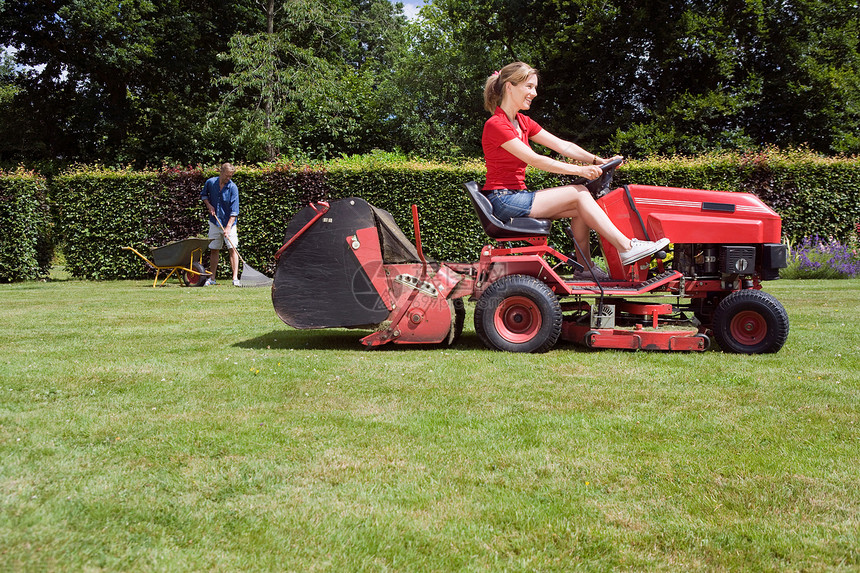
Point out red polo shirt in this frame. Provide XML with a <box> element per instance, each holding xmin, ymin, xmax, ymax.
<box><xmin>482</xmin><ymin>107</ymin><xmax>543</xmax><ymax>191</ymax></box>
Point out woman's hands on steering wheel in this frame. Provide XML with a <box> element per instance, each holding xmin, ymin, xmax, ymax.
<box><xmin>596</xmin><ymin>155</ymin><xmax>624</xmax><ymax>173</ymax></box>
<box><xmin>579</xmin><ymin>165</ymin><xmax>604</xmax><ymax>180</ymax></box>
<box><xmin>586</xmin><ymin>155</ymin><xmax>624</xmax><ymax>197</ymax></box>
<box><xmin>580</xmin><ymin>155</ymin><xmax>624</xmax><ymax>180</ymax></box>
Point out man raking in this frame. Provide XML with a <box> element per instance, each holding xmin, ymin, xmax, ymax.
<box><xmin>201</xmin><ymin>163</ymin><xmax>241</xmax><ymax>286</ymax></box>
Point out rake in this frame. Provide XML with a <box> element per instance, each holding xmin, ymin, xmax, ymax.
<box><xmin>216</xmin><ymin>218</ymin><xmax>273</xmax><ymax>287</ymax></box>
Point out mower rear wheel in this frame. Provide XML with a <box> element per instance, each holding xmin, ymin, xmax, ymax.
<box><xmin>712</xmin><ymin>290</ymin><xmax>789</xmax><ymax>354</ymax></box>
<box><xmin>183</xmin><ymin>262</ymin><xmax>208</xmax><ymax>287</ymax></box>
<box><xmin>475</xmin><ymin>275</ymin><xmax>562</xmax><ymax>353</ymax></box>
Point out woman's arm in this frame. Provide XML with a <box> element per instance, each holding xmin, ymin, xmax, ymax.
<box><xmin>500</xmin><ymin>137</ymin><xmax>603</xmax><ymax>179</ymax></box>
<box><xmin>530</xmin><ymin>130</ymin><xmax>596</xmax><ymax>164</ymax></box>
<box><xmin>531</xmin><ymin>130</ymin><xmax>622</xmax><ymax>166</ymax></box>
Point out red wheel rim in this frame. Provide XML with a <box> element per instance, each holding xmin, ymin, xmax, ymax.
<box><xmin>494</xmin><ymin>296</ymin><xmax>541</xmax><ymax>343</ymax></box>
<box><xmin>186</xmin><ymin>271</ymin><xmax>201</xmax><ymax>284</ymax></box>
<box><xmin>729</xmin><ymin>310</ymin><xmax>767</xmax><ymax>346</ymax></box>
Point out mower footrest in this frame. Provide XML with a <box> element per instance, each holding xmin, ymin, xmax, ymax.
<box><xmin>565</xmin><ymin>270</ymin><xmax>682</xmax><ymax>295</ymax></box>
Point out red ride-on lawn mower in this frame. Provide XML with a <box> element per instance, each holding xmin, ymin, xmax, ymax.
<box><xmin>272</xmin><ymin>159</ymin><xmax>789</xmax><ymax>354</ymax></box>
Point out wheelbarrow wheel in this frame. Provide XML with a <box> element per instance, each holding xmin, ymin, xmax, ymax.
<box><xmin>474</xmin><ymin>274</ymin><xmax>562</xmax><ymax>353</ymax></box>
<box><xmin>183</xmin><ymin>262</ymin><xmax>208</xmax><ymax>287</ymax></box>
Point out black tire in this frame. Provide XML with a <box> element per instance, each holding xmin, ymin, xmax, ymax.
<box><xmin>474</xmin><ymin>275</ymin><xmax>562</xmax><ymax>353</ymax></box>
<box><xmin>712</xmin><ymin>290</ymin><xmax>789</xmax><ymax>354</ymax></box>
<box><xmin>443</xmin><ymin>298</ymin><xmax>466</xmax><ymax>346</ymax></box>
<box><xmin>183</xmin><ymin>262</ymin><xmax>208</xmax><ymax>287</ymax></box>
<box><xmin>694</xmin><ymin>333</ymin><xmax>711</xmax><ymax>351</ymax></box>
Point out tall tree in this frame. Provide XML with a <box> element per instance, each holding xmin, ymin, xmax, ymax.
<box><xmin>213</xmin><ymin>0</ymin><xmax>408</xmax><ymax>161</ymax></box>
<box><xmin>0</xmin><ymin>0</ymin><xmax>258</xmax><ymax>166</ymax></box>
<box><xmin>381</xmin><ymin>2</ymin><xmax>504</xmax><ymax>158</ymax></box>
<box><xmin>609</xmin><ymin>0</ymin><xmax>860</xmax><ymax>156</ymax></box>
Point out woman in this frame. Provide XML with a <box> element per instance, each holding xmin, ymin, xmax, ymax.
<box><xmin>482</xmin><ymin>62</ymin><xmax>669</xmax><ymax>278</ymax></box>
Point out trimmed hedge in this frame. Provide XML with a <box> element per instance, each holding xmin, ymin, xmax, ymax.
<box><xmin>0</xmin><ymin>169</ymin><xmax>52</xmax><ymax>282</ymax></box>
<box><xmin>25</xmin><ymin>151</ymin><xmax>860</xmax><ymax>281</ymax></box>
<box><xmin>52</xmin><ymin>169</ymin><xmax>163</xmax><ymax>280</ymax></box>
<box><xmin>51</xmin><ymin>165</ymin><xmax>331</xmax><ymax>279</ymax></box>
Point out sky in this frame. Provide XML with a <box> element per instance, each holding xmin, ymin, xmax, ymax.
<box><xmin>399</xmin><ymin>1</ymin><xmax>425</xmax><ymax>20</ymax></box>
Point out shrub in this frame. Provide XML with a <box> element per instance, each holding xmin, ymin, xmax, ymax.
<box><xmin>750</xmin><ymin>151</ymin><xmax>860</xmax><ymax>244</ymax></box>
<box><xmin>45</xmin><ymin>152</ymin><xmax>860</xmax><ymax>280</ymax></box>
<box><xmin>0</xmin><ymin>168</ymin><xmax>52</xmax><ymax>282</ymax></box>
<box><xmin>781</xmin><ymin>235</ymin><xmax>860</xmax><ymax>279</ymax></box>
<box><xmin>52</xmin><ymin>167</ymin><xmax>163</xmax><ymax>280</ymax></box>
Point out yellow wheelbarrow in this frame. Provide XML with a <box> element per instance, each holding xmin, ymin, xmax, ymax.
<box><xmin>123</xmin><ymin>238</ymin><xmax>212</xmax><ymax>287</ymax></box>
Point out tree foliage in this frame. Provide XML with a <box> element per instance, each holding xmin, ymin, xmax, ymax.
<box><xmin>393</xmin><ymin>0</ymin><xmax>860</xmax><ymax>158</ymax></box>
<box><xmin>0</xmin><ymin>0</ymin><xmax>858</xmax><ymax>165</ymax></box>
<box><xmin>0</xmin><ymin>50</ymin><xmax>18</xmax><ymax>106</ymax></box>
<box><xmin>0</xmin><ymin>0</ymin><xmax>257</xmax><ymax>166</ymax></box>
<box><xmin>213</xmin><ymin>0</ymin><xmax>408</xmax><ymax>162</ymax></box>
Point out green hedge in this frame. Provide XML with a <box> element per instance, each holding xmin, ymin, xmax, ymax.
<box><xmin>51</xmin><ymin>165</ymin><xmax>331</xmax><ymax>279</ymax></box>
<box><xmin>755</xmin><ymin>155</ymin><xmax>860</xmax><ymax>241</ymax></box>
<box><xmin>53</xmin><ymin>169</ymin><xmax>162</xmax><ymax>280</ymax></box>
<box><xmin>0</xmin><ymin>169</ymin><xmax>52</xmax><ymax>282</ymax></box>
<box><xmin>36</xmin><ymin>151</ymin><xmax>860</xmax><ymax>281</ymax></box>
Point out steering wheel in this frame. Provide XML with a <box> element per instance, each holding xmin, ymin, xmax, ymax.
<box><xmin>597</xmin><ymin>156</ymin><xmax>624</xmax><ymax>172</ymax></box>
<box><xmin>568</xmin><ymin>156</ymin><xmax>624</xmax><ymax>196</ymax></box>
<box><xmin>585</xmin><ymin>156</ymin><xmax>624</xmax><ymax>197</ymax></box>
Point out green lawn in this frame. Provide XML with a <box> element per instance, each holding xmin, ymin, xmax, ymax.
<box><xmin>1</xmin><ymin>277</ymin><xmax>858</xmax><ymax>571</ymax></box>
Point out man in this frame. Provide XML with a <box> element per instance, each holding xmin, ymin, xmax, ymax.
<box><xmin>200</xmin><ymin>163</ymin><xmax>240</xmax><ymax>286</ymax></box>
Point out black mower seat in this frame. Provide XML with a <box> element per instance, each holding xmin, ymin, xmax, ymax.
<box><xmin>463</xmin><ymin>181</ymin><xmax>551</xmax><ymax>239</ymax></box>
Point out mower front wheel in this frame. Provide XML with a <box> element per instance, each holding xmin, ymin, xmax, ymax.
<box><xmin>474</xmin><ymin>275</ymin><xmax>562</xmax><ymax>353</ymax></box>
<box><xmin>712</xmin><ymin>290</ymin><xmax>789</xmax><ymax>354</ymax></box>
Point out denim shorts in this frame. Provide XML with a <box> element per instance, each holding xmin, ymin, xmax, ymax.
<box><xmin>486</xmin><ymin>189</ymin><xmax>535</xmax><ymax>220</ymax></box>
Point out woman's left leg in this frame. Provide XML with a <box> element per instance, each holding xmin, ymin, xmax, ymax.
<box><xmin>530</xmin><ymin>185</ymin><xmax>631</xmax><ymax>253</ymax></box>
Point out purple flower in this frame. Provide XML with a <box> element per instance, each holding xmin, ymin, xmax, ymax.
<box><xmin>785</xmin><ymin>235</ymin><xmax>860</xmax><ymax>279</ymax></box>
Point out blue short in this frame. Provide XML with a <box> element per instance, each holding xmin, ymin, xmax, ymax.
<box><xmin>486</xmin><ymin>189</ymin><xmax>535</xmax><ymax>220</ymax></box>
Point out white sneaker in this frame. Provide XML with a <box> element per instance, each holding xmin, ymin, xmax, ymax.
<box><xmin>619</xmin><ymin>238</ymin><xmax>671</xmax><ymax>265</ymax></box>
<box><xmin>572</xmin><ymin>265</ymin><xmax>611</xmax><ymax>281</ymax></box>
<box><xmin>233</xmin><ymin>279</ymin><xmax>242</xmax><ymax>287</ymax></box>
